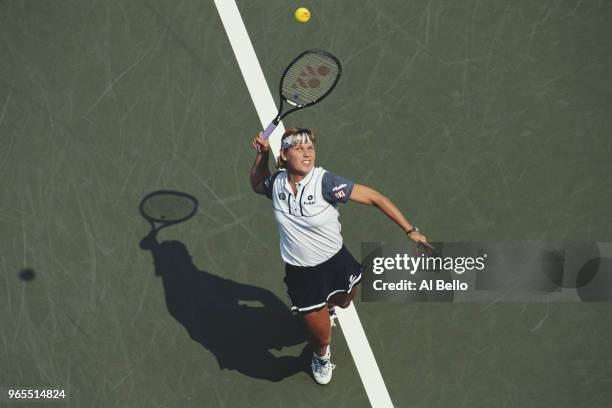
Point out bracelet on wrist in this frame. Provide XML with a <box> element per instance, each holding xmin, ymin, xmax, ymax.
<box><xmin>406</xmin><ymin>226</ymin><xmax>419</xmax><ymax>235</ymax></box>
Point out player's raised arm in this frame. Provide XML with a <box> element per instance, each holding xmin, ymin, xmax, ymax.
<box><xmin>250</xmin><ymin>132</ymin><xmax>271</xmax><ymax>195</ymax></box>
<box><xmin>349</xmin><ymin>184</ymin><xmax>431</xmax><ymax>248</ymax></box>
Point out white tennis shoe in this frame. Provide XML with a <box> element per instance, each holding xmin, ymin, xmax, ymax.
<box><xmin>311</xmin><ymin>347</ymin><xmax>335</xmax><ymax>385</ymax></box>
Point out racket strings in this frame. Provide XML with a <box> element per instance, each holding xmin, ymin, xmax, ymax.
<box><xmin>282</xmin><ymin>54</ymin><xmax>340</xmax><ymax>105</ymax></box>
<box><xmin>283</xmin><ymin>62</ymin><xmax>338</xmax><ymax>101</ymax></box>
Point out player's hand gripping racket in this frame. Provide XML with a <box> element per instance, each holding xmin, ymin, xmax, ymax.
<box><xmin>262</xmin><ymin>49</ymin><xmax>342</xmax><ymax>140</ymax></box>
<box><xmin>139</xmin><ymin>190</ymin><xmax>198</xmax><ymax>249</ymax></box>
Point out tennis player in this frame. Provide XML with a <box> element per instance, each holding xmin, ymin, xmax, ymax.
<box><xmin>250</xmin><ymin>127</ymin><xmax>431</xmax><ymax>384</ymax></box>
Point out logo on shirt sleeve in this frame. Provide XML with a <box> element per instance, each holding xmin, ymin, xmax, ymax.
<box><xmin>278</xmin><ymin>192</ymin><xmax>287</xmax><ymax>200</ymax></box>
<box><xmin>332</xmin><ymin>183</ymin><xmax>348</xmax><ymax>200</ymax></box>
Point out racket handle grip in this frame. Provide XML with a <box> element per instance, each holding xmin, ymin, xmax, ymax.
<box><xmin>262</xmin><ymin>122</ymin><xmax>277</xmax><ymax>140</ymax></box>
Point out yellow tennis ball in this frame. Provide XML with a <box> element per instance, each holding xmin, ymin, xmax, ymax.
<box><xmin>295</xmin><ymin>7</ymin><xmax>311</xmax><ymax>23</ymax></box>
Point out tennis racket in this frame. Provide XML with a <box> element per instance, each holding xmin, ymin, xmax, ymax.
<box><xmin>139</xmin><ymin>190</ymin><xmax>198</xmax><ymax>242</ymax></box>
<box><xmin>416</xmin><ymin>242</ymin><xmax>437</xmax><ymax>257</ymax></box>
<box><xmin>262</xmin><ymin>49</ymin><xmax>342</xmax><ymax>140</ymax></box>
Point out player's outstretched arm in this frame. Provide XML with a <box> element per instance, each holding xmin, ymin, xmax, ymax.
<box><xmin>349</xmin><ymin>184</ymin><xmax>431</xmax><ymax>247</ymax></box>
<box><xmin>250</xmin><ymin>132</ymin><xmax>271</xmax><ymax>194</ymax></box>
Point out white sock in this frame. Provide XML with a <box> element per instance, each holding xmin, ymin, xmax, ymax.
<box><xmin>317</xmin><ymin>346</ymin><xmax>330</xmax><ymax>360</ymax></box>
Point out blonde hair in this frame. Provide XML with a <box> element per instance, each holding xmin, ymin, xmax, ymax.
<box><xmin>276</xmin><ymin>127</ymin><xmax>317</xmax><ymax>169</ymax></box>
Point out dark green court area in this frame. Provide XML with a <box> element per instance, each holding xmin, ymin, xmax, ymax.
<box><xmin>1</xmin><ymin>0</ymin><xmax>611</xmax><ymax>406</ymax></box>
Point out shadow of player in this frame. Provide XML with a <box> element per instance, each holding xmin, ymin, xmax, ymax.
<box><xmin>140</xmin><ymin>234</ymin><xmax>309</xmax><ymax>382</ymax></box>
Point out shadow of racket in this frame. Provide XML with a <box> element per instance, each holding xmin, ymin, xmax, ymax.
<box><xmin>139</xmin><ymin>190</ymin><xmax>198</xmax><ymax>249</ymax></box>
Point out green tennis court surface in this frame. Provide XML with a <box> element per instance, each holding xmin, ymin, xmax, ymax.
<box><xmin>1</xmin><ymin>0</ymin><xmax>611</xmax><ymax>406</ymax></box>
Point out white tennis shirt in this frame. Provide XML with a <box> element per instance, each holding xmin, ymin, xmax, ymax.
<box><xmin>263</xmin><ymin>167</ymin><xmax>354</xmax><ymax>267</ymax></box>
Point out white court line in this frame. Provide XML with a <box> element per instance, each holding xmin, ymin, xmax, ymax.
<box><xmin>213</xmin><ymin>0</ymin><xmax>282</xmax><ymax>156</ymax></box>
<box><xmin>336</xmin><ymin>304</ymin><xmax>394</xmax><ymax>407</ymax></box>
<box><xmin>213</xmin><ymin>2</ymin><xmax>394</xmax><ymax>407</ymax></box>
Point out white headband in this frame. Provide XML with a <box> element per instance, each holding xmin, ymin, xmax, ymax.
<box><xmin>281</xmin><ymin>133</ymin><xmax>314</xmax><ymax>150</ymax></box>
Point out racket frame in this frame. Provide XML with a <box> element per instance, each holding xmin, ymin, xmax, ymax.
<box><xmin>139</xmin><ymin>190</ymin><xmax>199</xmax><ymax>235</ymax></box>
<box><xmin>263</xmin><ymin>49</ymin><xmax>342</xmax><ymax>140</ymax></box>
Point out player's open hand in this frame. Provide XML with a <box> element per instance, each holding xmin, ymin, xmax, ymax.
<box><xmin>251</xmin><ymin>132</ymin><xmax>270</xmax><ymax>153</ymax></box>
